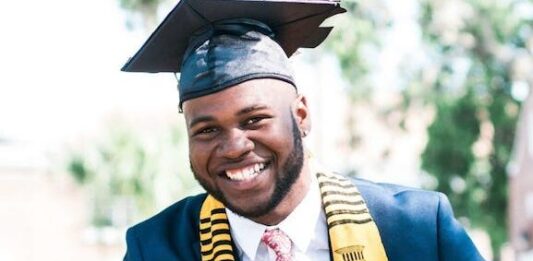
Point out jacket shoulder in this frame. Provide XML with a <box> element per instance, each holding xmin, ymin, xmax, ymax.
<box><xmin>124</xmin><ymin>193</ymin><xmax>207</xmax><ymax>260</ymax></box>
<box><xmin>352</xmin><ymin>177</ymin><xmax>483</xmax><ymax>260</ymax></box>
<box><xmin>130</xmin><ymin>193</ymin><xmax>207</xmax><ymax>232</ymax></box>
<box><xmin>353</xmin><ymin>177</ymin><xmax>443</xmax><ymax>219</ymax></box>
<box><xmin>354</xmin><ymin>177</ymin><xmax>442</xmax><ymax>222</ymax></box>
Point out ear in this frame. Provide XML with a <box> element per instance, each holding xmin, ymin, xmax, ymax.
<box><xmin>292</xmin><ymin>95</ymin><xmax>311</xmax><ymax>137</ymax></box>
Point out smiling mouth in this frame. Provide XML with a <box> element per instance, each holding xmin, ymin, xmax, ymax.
<box><xmin>225</xmin><ymin>162</ymin><xmax>269</xmax><ymax>181</ymax></box>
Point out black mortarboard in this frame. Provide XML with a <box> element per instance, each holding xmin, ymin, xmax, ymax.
<box><xmin>121</xmin><ymin>0</ymin><xmax>345</xmax><ymax>107</ymax></box>
<box><xmin>122</xmin><ymin>0</ymin><xmax>345</xmax><ymax>73</ymax></box>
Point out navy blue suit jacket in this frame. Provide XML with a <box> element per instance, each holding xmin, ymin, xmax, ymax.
<box><xmin>124</xmin><ymin>178</ymin><xmax>484</xmax><ymax>260</ymax></box>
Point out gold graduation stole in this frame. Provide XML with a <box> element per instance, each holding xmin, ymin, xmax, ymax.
<box><xmin>199</xmin><ymin>171</ymin><xmax>389</xmax><ymax>261</ymax></box>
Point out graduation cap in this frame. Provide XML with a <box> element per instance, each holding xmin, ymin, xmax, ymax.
<box><xmin>121</xmin><ymin>0</ymin><xmax>346</xmax><ymax>73</ymax></box>
<box><xmin>121</xmin><ymin>0</ymin><xmax>345</xmax><ymax>108</ymax></box>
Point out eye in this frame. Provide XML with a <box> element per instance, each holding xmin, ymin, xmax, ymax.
<box><xmin>245</xmin><ymin>117</ymin><xmax>262</xmax><ymax>125</ymax></box>
<box><xmin>242</xmin><ymin>115</ymin><xmax>270</xmax><ymax>129</ymax></box>
<box><xmin>193</xmin><ymin>126</ymin><xmax>219</xmax><ymax>137</ymax></box>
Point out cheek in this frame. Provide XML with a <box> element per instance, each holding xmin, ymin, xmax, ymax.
<box><xmin>189</xmin><ymin>144</ymin><xmax>206</xmax><ymax>168</ymax></box>
<box><xmin>189</xmin><ymin>142</ymin><xmax>216</xmax><ymax>171</ymax></box>
<box><xmin>252</xmin><ymin>123</ymin><xmax>294</xmax><ymax>153</ymax></box>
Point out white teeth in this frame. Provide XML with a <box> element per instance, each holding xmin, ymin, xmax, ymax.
<box><xmin>226</xmin><ymin>163</ymin><xmax>266</xmax><ymax>181</ymax></box>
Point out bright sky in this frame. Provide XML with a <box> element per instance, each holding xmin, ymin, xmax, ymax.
<box><xmin>0</xmin><ymin>0</ymin><xmax>179</xmax><ymax>148</ymax></box>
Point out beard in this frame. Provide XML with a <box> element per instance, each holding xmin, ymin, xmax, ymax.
<box><xmin>190</xmin><ymin>113</ymin><xmax>304</xmax><ymax>219</ymax></box>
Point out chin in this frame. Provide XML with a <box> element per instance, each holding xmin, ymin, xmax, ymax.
<box><xmin>223</xmin><ymin>193</ymin><xmax>275</xmax><ymax>218</ymax></box>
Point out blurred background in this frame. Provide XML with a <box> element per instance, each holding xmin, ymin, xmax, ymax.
<box><xmin>0</xmin><ymin>0</ymin><xmax>532</xmax><ymax>260</ymax></box>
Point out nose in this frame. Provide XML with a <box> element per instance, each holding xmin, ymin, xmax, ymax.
<box><xmin>218</xmin><ymin>128</ymin><xmax>254</xmax><ymax>159</ymax></box>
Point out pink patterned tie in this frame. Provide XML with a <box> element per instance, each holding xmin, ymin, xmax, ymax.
<box><xmin>261</xmin><ymin>228</ymin><xmax>293</xmax><ymax>261</ymax></box>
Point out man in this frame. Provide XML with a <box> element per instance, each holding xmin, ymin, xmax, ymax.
<box><xmin>122</xmin><ymin>0</ymin><xmax>484</xmax><ymax>260</ymax></box>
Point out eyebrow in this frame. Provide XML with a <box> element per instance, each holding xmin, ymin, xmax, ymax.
<box><xmin>189</xmin><ymin>104</ymin><xmax>271</xmax><ymax>128</ymax></box>
<box><xmin>189</xmin><ymin>115</ymin><xmax>215</xmax><ymax>129</ymax></box>
<box><xmin>236</xmin><ymin>104</ymin><xmax>270</xmax><ymax>116</ymax></box>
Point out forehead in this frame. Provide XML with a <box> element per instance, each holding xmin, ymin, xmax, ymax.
<box><xmin>182</xmin><ymin>78</ymin><xmax>296</xmax><ymax>120</ymax></box>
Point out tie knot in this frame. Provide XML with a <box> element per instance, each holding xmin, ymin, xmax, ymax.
<box><xmin>261</xmin><ymin>228</ymin><xmax>293</xmax><ymax>261</ymax></box>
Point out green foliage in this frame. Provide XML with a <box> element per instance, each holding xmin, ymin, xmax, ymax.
<box><xmin>118</xmin><ymin>0</ymin><xmax>163</xmax><ymax>12</ymax></box>
<box><xmin>66</xmin><ymin>121</ymin><xmax>198</xmax><ymax>227</ymax></box>
<box><xmin>322</xmin><ymin>0</ymin><xmax>394</xmax><ymax>155</ymax></box>
<box><xmin>422</xmin><ymin>90</ymin><xmax>480</xmax><ymax>192</ymax></box>
<box><xmin>68</xmin><ymin>154</ymin><xmax>92</xmax><ymax>184</ymax></box>
<box><xmin>117</xmin><ymin>0</ymin><xmax>168</xmax><ymax>30</ymax></box>
<box><xmin>418</xmin><ymin>0</ymin><xmax>528</xmax><ymax>257</ymax></box>
<box><xmin>324</xmin><ymin>1</ymin><xmax>389</xmax><ymax>98</ymax></box>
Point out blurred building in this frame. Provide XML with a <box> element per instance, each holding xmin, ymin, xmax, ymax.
<box><xmin>0</xmin><ymin>139</ymin><xmax>124</xmax><ymax>261</ymax></box>
<box><xmin>509</xmin><ymin>88</ymin><xmax>533</xmax><ymax>259</ymax></box>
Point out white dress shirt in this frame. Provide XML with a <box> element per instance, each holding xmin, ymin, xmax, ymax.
<box><xmin>226</xmin><ymin>174</ymin><xmax>330</xmax><ymax>261</ymax></box>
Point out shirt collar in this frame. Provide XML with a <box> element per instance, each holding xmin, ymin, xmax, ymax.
<box><xmin>226</xmin><ymin>173</ymin><xmax>323</xmax><ymax>260</ymax></box>
<box><xmin>226</xmin><ymin>209</ymin><xmax>266</xmax><ymax>260</ymax></box>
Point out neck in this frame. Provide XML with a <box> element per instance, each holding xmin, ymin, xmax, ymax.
<box><xmin>251</xmin><ymin>160</ymin><xmax>312</xmax><ymax>226</ymax></box>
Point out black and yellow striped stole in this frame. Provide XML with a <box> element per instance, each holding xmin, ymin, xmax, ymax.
<box><xmin>317</xmin><ymin>171</ymin><xmax>388</xmax><ymax>261</ymax></box>
<box><xmin>199</xmin><ymin>171</ymin><xmax>388</xmax><ymax>261</ymax></box>
<box><xmin>199</xmin><ymin>197</ymin><xmax>235</xmax><ymax>261</ymax></box>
